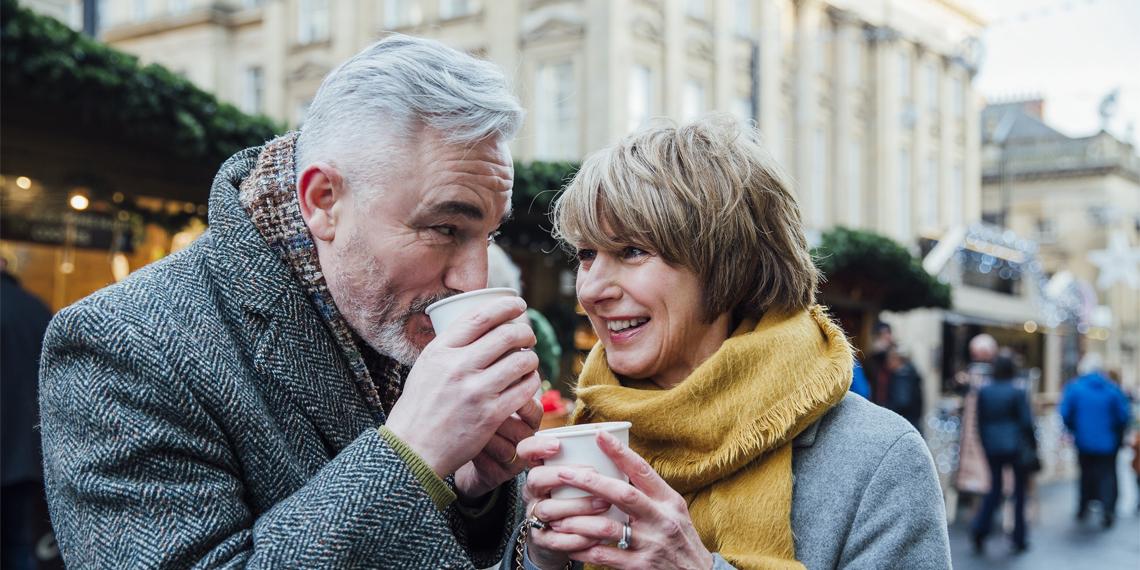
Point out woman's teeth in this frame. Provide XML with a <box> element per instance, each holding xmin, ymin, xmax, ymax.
<box><xmin>607</xmin><ymin>318</ymin><xmax>649</xmax><ymax>332</ymax></box>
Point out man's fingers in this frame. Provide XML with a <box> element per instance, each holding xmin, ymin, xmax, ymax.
<box><xmin>465</xmin><ymin>322</ymin><xmax>537</xmax><ymax>369</ymax></box>
<box><xmin>515</xmin><ymin>395</ymin><xmax>543</xmax><ymax>431</ymax></box>
<box><xmin>517</xmin><ymin>435</ymin><xmax>561</xmax><ymax>465</ymax></box>
<box><xmin>482</xmin><ymin>433</ymin><xmax>517</xmax><ymax>464</ymax></box>
<box><xmin>441</xmin><ymin>296</ymin><xmax>527</xmax><ymax>348</ymax></box>
<box><xmin>479</xmin><ymin>350</ymin><xmax>540</xmax><ymax>394</ymax></box>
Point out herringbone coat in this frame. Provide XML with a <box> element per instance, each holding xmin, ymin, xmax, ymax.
<box><xmin>39</xmin><ymin>146</ymin><xmax>519</xmax><ymax>568</ymax></box>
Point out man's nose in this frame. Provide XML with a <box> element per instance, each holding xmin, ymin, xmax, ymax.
<box><xmin>444</xmin><ymin>243</ymin><xmax>490</xmax><ymax>293</ymax></box>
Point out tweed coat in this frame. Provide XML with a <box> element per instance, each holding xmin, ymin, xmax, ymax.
<box><xmin>38</xmin><ymin>146</ymin><xmax>520</xmax><ymax>568</ymax></box>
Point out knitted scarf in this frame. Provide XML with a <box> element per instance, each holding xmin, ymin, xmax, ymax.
<box><xmin>571</xmin><ymin>306</ymin><xmax>853</xmax><ymax>570</ymax></box>
<box><xmin>238</xmin><ymin>132</ymin><xmax>408</xmax><ymax>419</ymax></box>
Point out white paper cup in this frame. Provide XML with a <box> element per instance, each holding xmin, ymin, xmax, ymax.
<box><xmin>537</xmin><ymin>421</ymin><xmax>632</xmax><ymax>522</ymax></box>
<box><xmin>425</xmin><ymin>287</ymin><xmax>519</xmax><ymax>336</ymax></box>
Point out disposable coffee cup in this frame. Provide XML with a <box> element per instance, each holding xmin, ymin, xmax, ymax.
<box><xmin>425</xmin><ymin>287</ymin><xmax>519</xmax><ymax>336</ymax></box>
<box><xmin>537</xmin><ymin>421</ymin><xmax>632</xmax><ymax>522</ymax></box>
<box><xmin>425</xmin><ymin>287</ymin><xmax>540</xmax><ymax>403</ymax></box>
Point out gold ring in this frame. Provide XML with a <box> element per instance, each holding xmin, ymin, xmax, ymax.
<box><xmin>509</xmin><ymin>450</ymin><xmax>519</xmax><ymax>464</ymax></box>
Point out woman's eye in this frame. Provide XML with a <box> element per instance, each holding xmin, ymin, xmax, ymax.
<box><xmin>576</xmin><ymin>249</ymin><xmax>596</xmax><ymax>262</ymax></box>
<box><xmin>487</xmin><ymin>230</ymin><xmax>501</xmax><ymax>244</ymax></box>
<box><xmin>622</xmin><ymin>246</ymin><xmax>647</xmax><ymax>259</ymax></box>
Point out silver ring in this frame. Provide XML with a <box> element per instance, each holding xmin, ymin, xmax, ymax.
<box><xmin>527</xmin><ymin>516</ymin><xmax>547</xmax><ymax>531</ymax></box>
<box><xmin>617</xmin><ymin>522</ymin><xmax>632</xmax><ymax>550</ymax></box>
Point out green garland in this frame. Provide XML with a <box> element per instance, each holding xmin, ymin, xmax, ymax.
<box><xmin>812</xmin><ymin>226</ymin><xmax>952</xmax><ymax>311</ymax></box>
<box><xmin>0</xmin><ymin>0</ymin><xmax>282</xmax><ymax>168</ymax></box>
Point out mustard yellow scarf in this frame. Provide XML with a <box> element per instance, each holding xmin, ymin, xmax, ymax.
<box><xmin>570</xmin><ymin>306</ymin><xmax>853</xmax><ymax>569</ymax></box>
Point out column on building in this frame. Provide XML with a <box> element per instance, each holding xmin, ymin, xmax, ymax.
<box><xmin>262</xmin><ymin>0</ymin><xmax>289</xmax><ymax>121</ymax></box>
<box><xmin>793</xmin><ymin>0</ymin><xmax>821</xmax><ymax>227</ymax></box>
<box><xmin>829</xmin><ymin>8</ymin><xmax>861</xmax><ymax>230</ymax></box>
<box><xmin>867</xmin><ymin>25</ymin><xmax>900</xmax><ymax>237</ymax></box>
<box><xmin>756</xmin><ymin>0</ymin><xmax>784</xmax><ymax>158</ymax></box>
<box><xmin>584</xmin><ymin>0</ymin><xmax>626</xmax><ymax>149</ymax></box>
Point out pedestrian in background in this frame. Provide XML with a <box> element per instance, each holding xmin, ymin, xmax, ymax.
<box><xmin>1</xmin><ymin>258</ymin><xmax>55</xmax><ymax>570</ymax></box>
<box><xmin>1059</xmin><ymin>353</ymin><xmax>1132</xmax><ymax>528</ymax></box>
<box><xmin>885</xmin><ymin>347</ymin><xmax>925</xmax><ymax>433</ymax></box>
<box><xmin>971</xmin><ymin>355</ymin><xmax>1037</xmax><ymax>554</ymax></box>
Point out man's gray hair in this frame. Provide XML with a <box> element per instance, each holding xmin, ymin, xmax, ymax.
<box><xmin>1077</xmin><ymin>352</ymin><xmax>1105</xmax><ymax>376</ymax></box>
<box><xmin>296</xmin><ymin>34</ymin><xmax>524</xmax><ymax>190</ymax></box>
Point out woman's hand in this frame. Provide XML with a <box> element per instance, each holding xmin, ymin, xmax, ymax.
<box><xmin>547</xmin><ymin>431</ymin><xmax>714</xmax><ymax>570</ymax></box>
<box><xmin>518</xmin><ymin>436</ymin><xmax>613</xmax><ymax>570</ymax></box>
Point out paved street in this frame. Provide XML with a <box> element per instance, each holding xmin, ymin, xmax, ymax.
<box><xmin>949</xmin><ymin>456</ymin><xmax>1140</xmax><ymax>569</ymax></box>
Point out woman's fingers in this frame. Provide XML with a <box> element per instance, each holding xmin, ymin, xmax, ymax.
<box><xmin>531</xmin><ymin>497</ymin><xmax>611</xmax><ymax>523</ymax></box>
<box><xmin>554</xmin><ymin>468</ymin><xmax>656</xmax><ymax>520</ymax></box>
<box><xmin>547</xmin><ymin>514</ymin><xmax>625</xmax><ymax>542</ymax></box>
<box><xmin>529</xmin><ymin>529</ymin><xmax>601</xmax><ymax>554</ymax></box>
<box><xmin>596</xmin><ymin>431</ymin><xmax>675</xmax><ymax>500</ymax></box>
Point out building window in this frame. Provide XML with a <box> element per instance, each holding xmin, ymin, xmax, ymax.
<box><xmin>686</xmin><ymin>0</ymin><xmax>706</xmax><ymax>20</ymax></box>
<box><xmin>848</xmin><ymin>140</ymin><xmax>862</xmax><ymax>227</ymax></box>
<box><xmin>898</xmin><ymin>148</ymin><xmax>912</xmax><ymax>238</ymax></box>
<box><xmin>952</xmin><ymin>75</ymin><xmax>964</xmax><ymax>118</ymax></box>
<box><xmin>923</xmin><ymin>156</ymin><xmax>938</xmax><ymax>228</ymax></box>
<box><xmin>950</xmin><ymin>163</ymin><xmax>963</xmax><ymax>226</ymax></box>
<box><xmin>132</xmin><ymin>0</ymin><xmax>149</xmax><ymax>21</ymax></box>
<box><xmin>628</xmin><ymin>64</ymin><xmax>654</xmax><ymax>132</ymax></box>
<box><xmin>384</xmin><ymin>0</ymin><xmax>421</xmax><ymax>28</ymax></box>
<box><xmin>242</xmin><ymin>66</ymin><xmax>263</xmax><ymax>115</ymax></box>
<box><xmin>439</xmin><ymin>0</ymin><xmax>477</xmax><ymax>20</ymax></box>
<box><xmin>733</xmin><ymin>0</ymin><xmax>751</xmax><ymax>36</ymax></box>
<box><xmin>925</xmin><ymin>62</ymin><xmax>939</xmax><ymax>112</ymax></box>
<box><xmin>681</xmin><ymin>80</ymin><xmax>705</xmax><ymax>123</ymax></box>
<box><xmin>297</xmin><ymin>0</ymin><xmax>330</xmax><ymax>44</ymax></box>
<box><xmin>534</xmin><ymin>60</ymin><xmax>578</xmax><ymax>161</ymax></box>
<box><xmin>810</xmin><ymin>127</ymin><xmax>828</xmax><ymax>227</ymax></box>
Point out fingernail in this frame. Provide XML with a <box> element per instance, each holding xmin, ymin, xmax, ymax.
<box><xmin>558</xmin><ymin>471</ymin><xmax>575</xmax><ymax>482</ymax></box>
<box><xmin>544</xmin><ymin>443</ymin><xmax>560</xmax><ymax>454</ymax></box>
<box><xmin>591</xmin><ymin>499</ymin><xmax>609</xmax><ymax>510</ymax></box>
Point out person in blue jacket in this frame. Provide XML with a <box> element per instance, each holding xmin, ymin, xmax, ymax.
<box><xmin>1059</xmin><ymin>353</ymin><xmax>1132</xmax><ymax>528</ymax></box>
<box><xmin>850</xmin><ymin>359</ymin><xmax>871</xmax><ymax>399</ymax></box>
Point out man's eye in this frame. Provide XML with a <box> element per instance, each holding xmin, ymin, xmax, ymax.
<box><xmin>433</xmin><ymin>226</ymin><xmax>456</xmax><ymax>237</ymax></box>
<box><xmin>576</xmin><ymin>249</ymin><xmax>596</xmax><ymax>262</ymax></box>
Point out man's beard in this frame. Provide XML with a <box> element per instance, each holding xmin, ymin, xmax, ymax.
<box><xmin>330</xmin><ymin>234</ymin><xmax>453</xmax><ymax>365</ymax></box>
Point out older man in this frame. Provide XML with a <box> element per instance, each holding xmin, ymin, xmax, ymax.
<box><xmin>39</xmin><ymin>35</ymin><xmax>540</xmax><ymax>568</ymax></box>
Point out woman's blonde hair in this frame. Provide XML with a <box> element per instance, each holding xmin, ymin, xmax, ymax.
<box><xmin>552</xmin><ymin>113</ymin><xmax>818</xmax><ymax>321</ymax></box>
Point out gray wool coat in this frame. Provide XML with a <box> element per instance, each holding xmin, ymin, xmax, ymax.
<box><xmin>38</xmin><ymin>146</ymin><xmax>519</xmax><ymax>569</ymax></box>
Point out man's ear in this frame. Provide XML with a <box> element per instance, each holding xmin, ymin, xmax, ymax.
<box><xmin>297</xmin><ymin>162</ymin><xmax>346</xmax><ymax>243</ymax></box>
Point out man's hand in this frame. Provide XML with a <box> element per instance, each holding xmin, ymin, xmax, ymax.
<box><xmin>386</xmin><ymin>297</ymin><xmax>541</xmax><ymax>480</ymax></box>
<box><xmin>455</xmin><ymin>395</ymin><xmax>543</xmax><ymax>500</ymax></box>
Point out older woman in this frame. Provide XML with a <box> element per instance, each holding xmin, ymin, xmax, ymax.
<box><xmin>507</xmin><ymin>115</ymin><xmax>950</xmax><ymax>570</ymax></box>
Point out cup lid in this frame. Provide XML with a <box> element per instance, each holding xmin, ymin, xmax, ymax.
<box><xmin>537</xmin><ymin>421</ymin><xmax>632</xmax><ymax>438</ymax></box>
<box><xmin>425</xmin><ymin>287</ymin><xmax>519</xmax><ymax>315</ymax></box>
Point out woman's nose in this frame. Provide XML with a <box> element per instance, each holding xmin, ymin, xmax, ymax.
<box><xmin>576</xmin><ymin>257</ymin><xmax>621</xmax><ymax>305</ymax></box>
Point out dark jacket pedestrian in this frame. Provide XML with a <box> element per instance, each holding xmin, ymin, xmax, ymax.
<box><xmin>1</xmin><ymin>269</ymin><xmax>55</xmax><ymax>570</ymax></box>
<box><xmin>885</xmin><ymin>349</ymin><xmax>924</xmax><ymax>432</ymax></box>
<box><xmin>971</xmin><ymin>356</ymin><xmax>1036</xmax><ymax>552</ymax></box>
<box><xmin>1059</xmin><ymin>357</ymin><xmax>1132</xmax><ymax>527</ymax></box>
